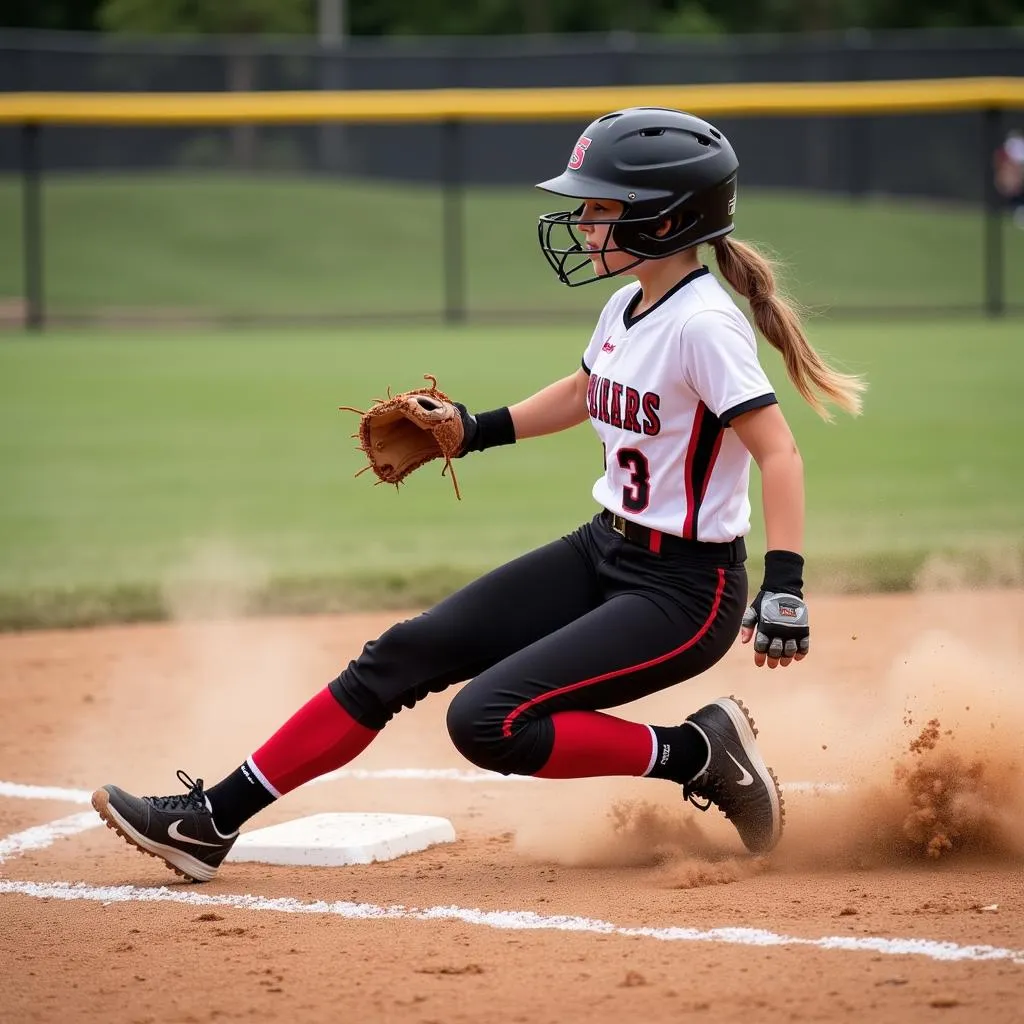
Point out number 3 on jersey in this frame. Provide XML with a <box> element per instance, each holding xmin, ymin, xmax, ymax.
<box><xmin>617</xmin><ymin>448</ymin><xmax>651</xmax><ymax>513</ymax></box>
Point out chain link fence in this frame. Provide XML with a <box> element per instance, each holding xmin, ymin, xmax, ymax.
<box><xmin>1</xmin><ymin>29</ymin><xmax>1022</xmax><ymax>326</ymax></box>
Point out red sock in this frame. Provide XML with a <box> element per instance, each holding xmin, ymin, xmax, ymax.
<box><xmin>249</xmin><ymin>687</ymin><xmax>378</xmax><ymax>796</ymax></box>
<box><xmin>533</xmin><ymin>711</ymin><xmax>656</xmax><ymax>779</ymax></box>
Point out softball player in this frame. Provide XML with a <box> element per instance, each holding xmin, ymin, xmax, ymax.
<box><xmin>93</xmin><ymin>107</ymin><xmax>864</xmax><ymax>882</ymax></box>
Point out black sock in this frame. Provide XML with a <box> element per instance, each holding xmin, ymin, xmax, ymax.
<box><xmin>205</xmin><ymin>761</ymin><xmax>276</xmax><ymax>834</ymax></box>
<box><xmin>646</xmin><ymin>724</ymin><xmax>710</xmax><ymax>784</ymax></box>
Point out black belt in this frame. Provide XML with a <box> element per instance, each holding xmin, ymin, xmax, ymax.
<box><xmin>599</xmin><ymin>510</ymin><xmax>746</xmax><ymax>564</ymax></box>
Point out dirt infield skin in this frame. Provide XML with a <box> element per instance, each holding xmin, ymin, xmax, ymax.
<box><xmin>2</xmin><ymin>590</ymin><xmax>1023</xmax><ymax>1024</ymax></box>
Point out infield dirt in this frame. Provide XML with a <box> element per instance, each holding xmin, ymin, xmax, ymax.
<box><xmin>2</xmin><ymin>590</ymin><xmax>1023</xmax><ymax>1023</ymax></box>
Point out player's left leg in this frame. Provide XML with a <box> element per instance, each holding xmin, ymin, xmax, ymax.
<box><xmin>446</xmin><ymin>560</ymin><xmax>782</xmax><ymax>852</ymax></box>
<box><xmin>92</xmin><ymin>532</ymin><xmax>602</xmax><ymax>881</ymax></box>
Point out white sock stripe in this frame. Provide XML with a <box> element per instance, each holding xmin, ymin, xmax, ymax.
<box><xmin>245</xmin><ymin>757</ymin><xmax>280</xmax><ymax>800</ymax></box>
<box><xmin>642</xmin><ymin>725</ymin><xmax>659</xmax><ymax>777</ymax></box>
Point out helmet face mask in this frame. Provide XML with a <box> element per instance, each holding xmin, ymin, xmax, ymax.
<box><xmin>537</xmin><ymin>204</ymin><xmax>646</xmax><ymax>287</ymax></box>
<box><xmin>536</xmin><ymin>108</ymin><xmax>739</xmax><ymax>287</ymax></box>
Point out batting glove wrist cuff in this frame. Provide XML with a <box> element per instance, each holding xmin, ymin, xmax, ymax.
<box><xmin>761</xmin><ymin>549</ymin><xmax>804</xmax><ymax>599</ymax></box>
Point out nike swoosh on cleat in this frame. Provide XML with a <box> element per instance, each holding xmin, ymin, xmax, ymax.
<box><xmin>167</xmin><ymin>819</ymin><xmax>222</xmax><ymax>848</ymax></box>
<box><xmin>726</xmin><ymin>751</ymin><xmax>754</xmax><ymax>787</ymax></box>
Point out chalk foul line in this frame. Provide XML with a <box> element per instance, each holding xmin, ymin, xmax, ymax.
<box><xmin>0</xmin><ymin>781</ymin><xmax>93</xmax><ymax>804</ymax></box>
<box><xmin>0</xmin><ymin>813</ymin><xmax>102</xmax><ymax>863</ymax></box>
<box><xmin>0</xmin><ymin>879</ymin><xmax>1019</xmax><ymax>966</ymax></box>
<box><xmin>0</xmin><ymin>774</ymin><xmax>845</xmax><ymax>805</ymax></box>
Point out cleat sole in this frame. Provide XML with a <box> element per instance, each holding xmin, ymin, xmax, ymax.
<box><xmin>719</xmin><ymin>696</ymin><xmax>785</xmax><ymax>850</ymax></box>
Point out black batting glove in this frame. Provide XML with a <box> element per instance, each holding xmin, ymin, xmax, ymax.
<box><xmin>740</xmin><ymin>550</ymin><xmax>810</xmax><ymax>669</ymax></box>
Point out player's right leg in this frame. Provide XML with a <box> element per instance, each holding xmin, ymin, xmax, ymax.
<box><xmin>93</xmin><ymin>531</ymin><xmax>601</xmax><ymax>881</ymax></box>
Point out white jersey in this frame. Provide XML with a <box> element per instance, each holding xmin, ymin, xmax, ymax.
<box><xmin>581</xmin><ymin>267</ymin><xmax>776</xmax><ymax>543</ymax></box>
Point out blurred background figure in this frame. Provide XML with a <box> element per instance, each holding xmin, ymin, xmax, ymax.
<box><xmin>994</xmin><ymin>129</ymin><xmax>1024</xmax><ymax>228</ymax></box>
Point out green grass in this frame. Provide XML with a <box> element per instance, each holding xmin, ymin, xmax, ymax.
<box><xmin>0</xmin><ymin>319</ymin><xmax>1022</xmax><ymax>630</ymax></box>
<box><xmin>1</xmin><ymin>175</ymin><xmax>1022</xmax><ymax>318</ymax></box>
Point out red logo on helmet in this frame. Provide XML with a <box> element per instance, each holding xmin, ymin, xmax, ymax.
<box><xmin>567</xmin><ymin>136</ymin><xmax>592</xmax><ymax>171</ymax></box>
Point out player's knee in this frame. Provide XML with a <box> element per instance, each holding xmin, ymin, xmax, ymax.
<box><xmin>446</xmin><ymin>684</ymin><xmax>549</xmax><ymax>776</ymax></box>
<box><xmin>446</xmin><ymin>686</ymin><xmax>507</xmax><ymax>773</ymax></box>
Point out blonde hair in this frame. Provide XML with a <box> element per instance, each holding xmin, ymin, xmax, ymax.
<box><xmin>710</xmin><ymin>236</ymin><xmax>865</xmax><ymax>421</ymax></box>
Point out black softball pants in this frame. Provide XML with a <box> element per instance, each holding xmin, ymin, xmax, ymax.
<box><xmin>329</xmin><ymin>513</ymin><xmax>747</xmax><ymax>776</ymax></box>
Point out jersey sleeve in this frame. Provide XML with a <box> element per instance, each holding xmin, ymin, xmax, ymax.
<box><xmin>679</xmin><ymin>309</ymin><xmax>777</xmax><ymax>426</ymax></box>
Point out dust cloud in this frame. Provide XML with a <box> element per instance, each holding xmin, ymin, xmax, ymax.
<box><xmin>775</xmin><ymin>628</ymin><xmax>1024</xmax><ymax>869</ymax></box>
<box><xmin>512</xmin><ymin>620</ymin><xmax>1024</xmax><ymax>882</ymax></box>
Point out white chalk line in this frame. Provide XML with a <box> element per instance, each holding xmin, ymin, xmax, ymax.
<box><xmin>0</xmin><ymin>781</ymin><xmax>93</xmax><ymax>804</ymax></box>
<box><xmin>0</xmin><ymin>878</ymin><xmax>1020</xmax><ymax>966</ymax></box>
<box><xmin>0</xmin><ymin>780</ymin><xmax>1012</xmax><ymax>969</ymax></box>
<box><xmin>0</xmin><ymin>774</ymin><xmax>846</xmax><ymax>805</ymax></box>
<box><xmin>0</xmin><ymin>813</ymin><xmax>102</xmax><ymax>864</ymax></box>
<box><xmin>0</xmin><ymin>773</ymin><xmax>842</xmax><ymax>869</ymax></box>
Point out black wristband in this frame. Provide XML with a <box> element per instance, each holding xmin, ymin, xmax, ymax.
<box><xmin>459</xmin><ymin>405</ymin><xmax>516</xmax><ymax>454</ymax></box>
<box><xmin>761</xmin><ymin>549</ymin><xmax>804</xmax><ymax>598</ymax></box>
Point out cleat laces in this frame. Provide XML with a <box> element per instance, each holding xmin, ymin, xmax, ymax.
<box><xmin>145</xmin><ymin>770</ymin><xmax>208</xmax><ymax>813</ymax></box>
<box><xmin>683</xmin><ymin>773</ymin><xmax>734</xmax><ymax>820</ymax></box>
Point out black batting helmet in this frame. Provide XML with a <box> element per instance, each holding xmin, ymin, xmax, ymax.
<box><xmin>536</xmin><ymin>107</ymin><xmax>739</xmax><ymax>287</ymax></box>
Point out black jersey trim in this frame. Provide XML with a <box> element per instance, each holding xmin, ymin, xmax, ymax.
<box><xmin>623</xmin><ymin>266</ymin><xmax>712</xmax><ymax>330</ymax></box>
<box><xmin>720</xmin><ymin>392</ymin><xmax>778</xmax><ymax>427</ymax></box>
<box><xmin>581</xmin><ymin>356</ymin><xmax>591</xmax><ymax>375</ymax></box>
<box><xmin>682</xmin><ymin>402</ymin><xmax>724</xmax><ymax>540</ymax></box>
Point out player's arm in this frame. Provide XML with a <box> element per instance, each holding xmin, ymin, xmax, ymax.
<box><xmin>508</xmin><ymin>367</ymin><xmax>590</xmax><ymax>439</ymax></box>
<box><xmin>458</xmin><ymin>368</ymin><xmax>590</xmax><ymax>455</ymax></box>
<box><xmin>730</xmin><ymin>403</ymin><xmax>804</xmax><ymax>555</ymax></box>
<box><xmin>731</xmin><ymin>403</ymin><xmax>809</xmax><ymax>668</ymax></box>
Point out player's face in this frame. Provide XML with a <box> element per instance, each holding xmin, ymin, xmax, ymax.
<box><xmin>577</xmin><ymin>198</ymin><xmax>637</xmax><ymax>276</ymax></box>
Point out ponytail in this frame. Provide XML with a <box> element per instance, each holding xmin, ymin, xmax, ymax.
<box><xmin>710</xmin><ymin>236</ymin><xmax>865</xmax><ymax>421</ymax></box>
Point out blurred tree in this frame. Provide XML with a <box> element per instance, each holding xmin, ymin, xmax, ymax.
<box><xmin>99</xmin><ymin>0</ymin><xmax>314</xmax><ymax>166</ymax></box>
<box><xmin>0</xmin><ymin>0</ymin><xmax>103</xmax><ymax>29</ymax></box>
<box><xmin>5</xmin><ymin>0</ymin><xmax>1022</xmax><ymax>37</ymax></box>
<box><xmin>658</xmin><ymin>2</ymin><xmax>723</xmax><ymax>35</ymax></box>
<box><xmin>865</xmin><ymin>0</ymin><xmax>1024</xmax><ymax>28</ymax></box>
<box><xmin>97</xmin><ymin>0</ymin><xmax>313</xmax><ymax>34</ymax></box>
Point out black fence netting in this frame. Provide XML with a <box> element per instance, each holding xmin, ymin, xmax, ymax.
<box><xmin>1</xmin><ymin>29</ymin><xmax>1021</xmax><ymax>325</ymax></box>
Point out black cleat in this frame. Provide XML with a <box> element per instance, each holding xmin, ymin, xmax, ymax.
<box><xmin>92</xmin><ymin>770</ymin><xmax>237</xmax><ymax>882</ymax></box>
<box><xmin>682</xmin><ymin>697</ymin><xmax>784</xmax><ymax>854</ymax></box>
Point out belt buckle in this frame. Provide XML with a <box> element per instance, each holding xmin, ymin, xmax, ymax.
<box><xmin>610</xmin><ymin>514</ymin><xmax>627</xmax><ymax>537</ymax></box>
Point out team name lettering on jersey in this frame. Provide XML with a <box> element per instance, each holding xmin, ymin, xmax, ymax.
<box><xmin>587</xmin><ymin>374</ymin><xmax>661</xmax><ymax>436</ymax></box>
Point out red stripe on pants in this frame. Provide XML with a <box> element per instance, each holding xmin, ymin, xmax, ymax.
<box><xmin>502</xmin><ymin>568</ymin><xmax>726</xmax><ymax>739</ymax></box>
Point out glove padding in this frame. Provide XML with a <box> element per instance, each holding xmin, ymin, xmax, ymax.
<box><xmin>340</xmin><ymin>375</ymin><xmax>467</xmax><ymax>499</ymax></box>
<box><xmin>741</xmin><ymin>590</ymin><xmax>810</xmax><ymax>666</ymax></box>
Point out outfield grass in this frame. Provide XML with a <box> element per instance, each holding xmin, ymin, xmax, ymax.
<box><xmin>0</xmin><ymin>319</ymin><xmax>1021</xmax><ymax>630</ymax></box>
<box><xmin>1</xmin><ymin>176</ymin><xmax>1022</xmax><ymax>319</ymax></box>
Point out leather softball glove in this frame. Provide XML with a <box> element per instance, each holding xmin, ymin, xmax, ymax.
<box><xmin>340</xmin><ymin>375</ymin><xmax>468</xmax><ymax>498</ymax></box>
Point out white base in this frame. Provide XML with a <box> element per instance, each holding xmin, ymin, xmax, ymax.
<box><xmin>225</xmin><ymin>812</ymin><xmax>455</xmax><ymax>867</ymax></box>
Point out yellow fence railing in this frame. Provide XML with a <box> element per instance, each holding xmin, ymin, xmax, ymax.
<box><xmin>1</xmin><ymin>76</ymin><xmax>1023</xmax><ymax>124</ymax></box>
<box><xmin>5</xmin><ymin>76</ymin><xmax>1022</xmax><ymax>331</ymax></box>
